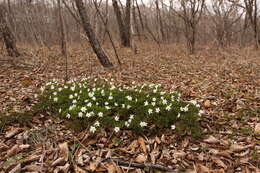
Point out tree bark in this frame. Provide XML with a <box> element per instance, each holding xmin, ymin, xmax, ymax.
<box><xmin>74</xmin><ymin>0</ymin><xmax>113</xmax><ymax>68</ymax></box>
<box><xmin>112</xmin><ymin>0</ymin><xmax>131</xmax><ymax>47</ymax></box>
<box><xmin>0</xmin><ymin>4</ymin><xmax>20</xmax><ymax>57</ymax></box>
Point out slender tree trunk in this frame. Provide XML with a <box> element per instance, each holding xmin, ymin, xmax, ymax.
<box><xmin>74</xmin><ymin>0</ymin><xmax>113</xmax><ymax>68</ymax></box>
<box><xmin>112</xmin><ymin>0</ymin><xmax>131</xmax><ymax>47</ymax></box>
<box><xmin>0</xmin><ymin>4</ymin><xmax>20</xmax><ymax>57</ymax></box>
<box><xmin>57</xmin><ymin>0</ymin><xmax>68</xmax><ymax>80</ymax></box>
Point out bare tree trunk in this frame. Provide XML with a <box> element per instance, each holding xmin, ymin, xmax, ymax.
<box><xmin>0</xmin><ymin>3</ymin><xmax>20</xmax><ymax>57</ymax></box>
<box><xmin>155</xmin><ymin>0</ymin><xmax>165</xmax><ymax>42</ymax></box>
<box><xmin>112</xmin><ymin>0</ymin><xmax>131</xmax><ymax>47</ymax></box>
<box><xmin>74</xmin><ymin>0</ymin><xmax>113</xmax><ymax>68</ymax></box>
<box><xmin>58</xmin><ymin>0</ymin><xmax>69</xmax><ymax>80</ymax></box>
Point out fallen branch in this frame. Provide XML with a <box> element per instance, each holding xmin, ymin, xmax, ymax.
<box><xmin>102</xmin><ymin>158</ymin><xmax>178</xmax><ymax>173</ymax></box>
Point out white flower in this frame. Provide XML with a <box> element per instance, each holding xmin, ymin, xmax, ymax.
<box><xmin>84</xmin><ymin>99</ymin><xmax>89</xmax><ymax>103</ymax></box>
<box><xmin>69</xmin><ymin>95</ymin><xmax>74</xmax><ymax>99</ymax></box>
<box><xmin>153</xmin><ymin>89</ymin><xmax>157</xmax><ymax>93</ymax></box>
<box><xmin>180</xmin><ymin>105</ymin><xmax>189</xmax><ymax>112</ymax></box>
<box><xmin>71</xmin><ymin>86</ymin><xmax>75</xmax><ymax>91</ymax></box>
<box><xmin>69</xmin><ymin>105</ymin><xmax>76</xmax><ymax>110</ymax></box>
<box><xmin>148</xmin><ymin>109</ymin><xmax>153</xmax><ymax>114</ymax></box>
<box><xmin>127</xmin><ymin>105</ymin><xmax>131</xmax><ymax>109</ymax></box>
<box><xmin>90</xmin><ymin>126</ymin><xmax>96</xmax><ymax>133</ymax></box>
<box><xmin>122</xmin><ymin>104</ymin><xmax>125</xmax><ymax>108</ymax></box>
<box><xmin>114</xmin><ymin>127</ymin><xmax>120</xmax><ymax>133</ymax></box>
<box><xmin>166</xmin><ymin>105</ymin><xmax>171</xmax><ymax>111</ymax></box>
<box><xmin>155</xmin><ymin>107</ymin><xmax>160</xmax><ymax>113</ymax></box>
<box><xmin>40</xmin><ymin>86</ymin><xmax>44</xmax><ymax>92</ymax></box>
<box><xmin>129</xmin><ymin>114</ymin><xmax>134</xmax><ymax>119</ymax></box>
<box><xmin>66</xmin><ymin>113</ymin><xmax>71</xmax><ymax>119</ymax></box>
<box><xmin>78</xmin><ymin>112</ymin><xmax>83</xmax><ymax>118</ymax></box>
<box><xmin>110</xmin><ymin>85</ymin><xmax>116</xmax><ymax>90</ymax></box>
<box><xmin>162</xmin><ymin>99</ymin><xmax>167</xmax><ymax>105</ymax></box>
<box><xmin>81</xmin><ymin>107</ymin><xmax>87</xmax><ymax>112</ymax></box>
<box><xmin>92</xmin><ymin>96</ymin><xmax>96</xmax><ymax>101</ymax></box>
<box><xmin>53</xmin><ymin>97</ymin><xmax>58</xmax><ymax>102</ymax></box>
<box><xmin>88</xmin><ymin>92</ymin><xmax>94</xmax><ymax>98</ymax></box>
<box><xmin>171</xmin><ymin>125</ymin><xmax>176</xmax><ymax>130</ymax></box>
<box><xmin>160</xmin><ymin>91</ymin><xmax>165</xmax><ymax>95</ymax></box>
<box><xmin>74</xmin><ymin>93</ymin><xmax>78</xmax><ymax>97</ymax></box>
<box><xmin>152</xmin><ymin>97</ymin><xmax>156</xmax><ymax>102</ymax></box>
<box><xmin>94</xmin><ymin>121</ymin><xmax>100</xmax><ymax>127</ymax></box>
<box><xmin>151</xmin><ymin>102</ymin><xmax>156</xmax><ymax>106</ymax></box>
<box><xmin>198</xmin><ymin>110</ymin><xmax>204</xmax><ymax>116</ymax></box>
<box><xmin>125</xmin><ymin>122</ymin><xmax>130</xmax><ymax>127</ymax></box>
<box><xmin>51</xmin><ymin>85</ymin><xmax>55</xmax><ymax>90</ymax></box>
<box><xmin>98</xmin><ymin>112</ymin><xmax>103</xmax><ymax>117</ymax></box>
<box><xmin>144</xmin><ymin>101</ymin><xmax>149</xmax><ymax>106</ymax></box>
<box><xmin>64</xmin><ymin>85</ymin><xmax>68</xmax><ymax>89</ymax></box>
<box><xmin>190</xmin><ymin>100</ymin><xmax>197</xmax><ymax>105</ymax></box>
<box><xmin>177</xmin><ymin>113</ymin><xmax>181</xmax><ymax>118</ymax></box>
<box><xmin>126</xmin><ymin>96</ymin><xmax>132</xmax><ymax>101</ymax></box>
<box><xmin>115</xmin><ymin>116</ymin><xmax>119</xmax><ymax>121</ymax></box>
<box><xmin>72</xmin><ymin>99</ymin><xmax>77</xmax><ymax>104</ymax></box>
<box><xmin>108</xmin><ymin>96</ymin><xmax>113</xmax><ymax>100</ymax></box>
<box><xmin>140</xmin><ymin>121</ymin><xmax>147</xmax><ymax>127</ymax></box>
<box><xmin>114</xmin><ymin>102</ymin><xmax>118</xmax><ymax>106</ymax></box>
<box><xmin>105</xmin><ymin>102</ymin><xmax>109</xmax><ymax>105</ymax></box>
<box><xmin>53</xmin><ymin>92</ymin><xmax>57</xmax><ymax>96</ymax></box>
<box><xmin>59</xmin><ymin>108</ymin><xmax>61</xmax><ymax>113</ymax></box>
<box><xmin>105</xmin><ymin>106</ymin><xmax>111</xmax><ymax>110</ymax></box>
<box><xmin>34</xmin><ymin>94</ymin><xmax>38</xmax><ymax>98</ymax></box>
<box><xmin>87</xmin><ymin>102</ymin><xmax>92</xmax><ymax>107</ymax></box>
<box><xmin>86</xmin><ymin>112</ymin><xmax>92</xmax><ymax>118</ymax></box>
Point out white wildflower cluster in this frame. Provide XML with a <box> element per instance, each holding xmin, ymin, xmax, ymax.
<box><xmin>41</xmin><ymin>78</ymin><xmax>202</xmax><ymax>134</ymax></box>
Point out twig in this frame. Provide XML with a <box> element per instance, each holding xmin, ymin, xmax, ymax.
<box><xmin>102</xmin><ymin>158</ymin><xmax>178</xmax><ymax>173</ymax></box>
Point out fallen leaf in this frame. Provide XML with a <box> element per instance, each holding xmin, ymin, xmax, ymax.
<box><xmin>7</xmin><ymin>145</ymin><xmax>20</xmax><ymax>157</ymax></box>
<box><xmin>212</xmin><ymin>157</ymin><xmax>227</xmax><ymax>169</ymax></box>
<box><xmin>135</xmin><ymin>154</ymin><xmax>147</xmax><ymax>163</ymax></box>
<box><xmin>254</xmin><ymin>123</ymin><xmax>260</xmax><ymax>135</ymax></box>
<box><xmin>5</xmin><ymin>128</ymin><xmax>22</xmax><ymax>139</ymax></box>
<box><xmin>138</xmin><ymin>137</ymin><xmax>147</xmax><ymax>153</ymax></box>
<box><xmin>204</xmin><ymin>135</ymin><xmax>219</xmax><ymax>144</ymax></box>
<box><xmin>196</xmin><ymin>164</ymin><xmax>210</xmax><ymax>173</ymax></box>
<box><xmin>204</xmin><ymin>100</ymin><xmax>211</xmax><ymax>108</ymax></box>
<box><xmin>230</xmin><ymin>144</ymin><xmax>251</xmax><ymax>152</ymax></box>
<box><xmin>52</xmin><ymin>157</ymin><xmax>65</xmax><ymax>167</ymax></box>
<box><xmin>22</xmin><ymin>165</ymin><xmax>42</xmax><ymax>172</ymax></box>
<box><xmin>59</xmin><ymin>142</ymin><xmax>69</xmax><ymax>161</ymax></box>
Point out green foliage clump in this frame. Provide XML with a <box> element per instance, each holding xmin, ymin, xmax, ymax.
<box><xmin>37</xmin><ymin>78</ymin><xmax>202</xmax><ymax>135</ymax></box>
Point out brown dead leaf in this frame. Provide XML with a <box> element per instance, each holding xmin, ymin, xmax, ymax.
<box><xmin>204</xmin><ymin>100</ymin><xmax>211</xmax><ymax>108</ymax></box>
<box><xmin>89</xmin><ymin>161</ymin><xmax>97</xmax><ymax>171</ymax></box>
<box><xmin>212</xmin><ymin>157</ymin><xmax>227</xmax><ymax>170</ymax></box>
<box><xmin>135</xmin><ymin>154</ymin><xmax>147</xmax><ymax>163</ymax></box>
<box><xmin>22</xmin><ymin>165</ymin><xmax>42</xmax><ymax>172</ymax></box>
<box><xmin>5</xmin><ymin>128</ymin><xmax>22</xmax><ymax>139</ymax></box>
<box><xmin>230</xmin><ymin>144</ymin><xmax>252</xmax><ymax>152</ymax></box>
<box><xmin>52</xmin><ymin>157</ymin><xmax>65</xmax><ymax>167</ymax></box>
<box><xmin>59</xmin><ymin>142</ymin><xmax>69</xmax><ymax>161</ymax></box>
<box><xmin>203</xmin><ymin>135</ymin><xmax>219</xmax><ymax>144</ymax></box>
<box><xmin>7</xmin><ymin>145</ymin><xmax>20</xmax><ymax>157</ymax></box>
<box><xmin>138</xmin><ymin>137</ymin><xmax>147</xmax><ymax>154</ymax></box>
<box><xmin>172</xmin><ymin>151</ymin><xmax>187</xmax><ymax>159</ymax></box>
<box><xmin>196</xmin><ymin>164</ymin><xmax>210</xmax><ymax>173</ymax></box>
<box><xmin>254</xmin><ymin>123</ymin><xmax>260</xmax><ymax>135</ymax></box>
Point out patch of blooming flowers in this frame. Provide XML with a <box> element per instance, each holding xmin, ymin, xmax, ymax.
<box><xmin>38</xmin><ymin>78</ymin><xmax>202</xmax><ymax>134</ymax></box>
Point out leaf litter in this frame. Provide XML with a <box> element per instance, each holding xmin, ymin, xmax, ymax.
<box><xmin>0</xmin><ymin>44</ymin><xmax>259</xmax><ymax>172</ymax></box>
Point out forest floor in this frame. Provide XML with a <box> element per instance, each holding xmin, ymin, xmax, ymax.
<box><xmin>0</xmin><ymin>43</ymin><xmax>259</xmax><ymax>172</ymax></box>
